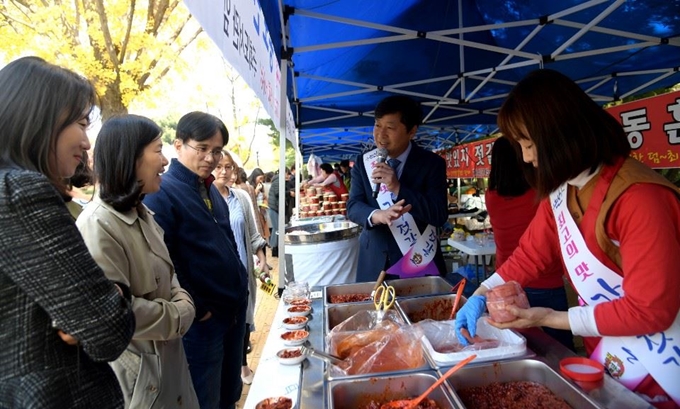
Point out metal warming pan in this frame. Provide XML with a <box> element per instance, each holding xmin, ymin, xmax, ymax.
<box><xmin>284</xmin><ymin>221</ymin><xmax>360</xmax><ymax>245</ymax></box>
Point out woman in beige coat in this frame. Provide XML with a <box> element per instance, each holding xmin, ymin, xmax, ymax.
<box><xmin>77</xmin><ymin>115</ymin><xmax>198</xmax><ymax>408</ymax></box>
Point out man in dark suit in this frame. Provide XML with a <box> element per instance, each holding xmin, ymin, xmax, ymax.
<box><xmin>347</xmin><ymin>95</ymin><xmax>448</xmax><ymax>282</ymax></box>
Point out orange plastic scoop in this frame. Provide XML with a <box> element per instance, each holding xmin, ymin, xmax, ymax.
<box><xmin>380</xmin><ymin>354</ymin><xmax>476</xmax><ymax>409</ymax></box>
<box><xmin>448</xmin><ymin>278</ymin><xmax>466</xmax><ymax>320</ymax></box>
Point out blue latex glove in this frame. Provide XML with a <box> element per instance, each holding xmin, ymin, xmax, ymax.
<box><xmin>454</xmin><ymin>295</ymin><xmax>487</xmax><ymax>346</ymax></box>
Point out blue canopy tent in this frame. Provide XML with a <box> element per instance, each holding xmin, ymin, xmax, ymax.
<box><xmin>184</xmin><ymin>0</ymin><xmax>680</xmax><ymax>284</ymax></box>
<box><xmin>257</xmin><ymin>0</ymin><xmax>680</xmax><ymax>162</ymax></box>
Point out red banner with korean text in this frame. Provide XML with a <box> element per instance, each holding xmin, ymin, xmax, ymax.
<box><xmin>606</xmin><ymin>90</ymin><xmax>680</xmax><ymax>169</ymax></box>
<box><xmin>438</xmin><ymin>137</ymin><xmax>498</xmax><ymax>179</ymax></box>
<box><xmin>439</xmin><ymin>90</ymin><xmax>680</xmax><ymax>177</ymax></box>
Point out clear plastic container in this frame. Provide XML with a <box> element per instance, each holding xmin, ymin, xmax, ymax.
<box><xmin>486</xmin><ymin>281</ymin><xmax>530</xmax><ymax>323</ymax></box>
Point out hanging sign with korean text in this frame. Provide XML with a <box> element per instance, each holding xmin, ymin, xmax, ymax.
<box><xmin>606</xmin><ymin>90</ymin><xmax>680</xmax><ymax>169</ymax></box>
<box><xmin>439</xmin><ymin>137</ymin><xmax>498</xmax><ymax>179</ymax></box>
<box><xmin>439</xmin><ymin>90</ymin><xmax>680</xmax><ymax>177</ymax></box>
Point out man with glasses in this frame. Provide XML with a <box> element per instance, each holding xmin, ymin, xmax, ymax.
<box><xmin>144</xmin><ymin>111</ymin><xmax>248</xmax><ymax>409</ymax></box>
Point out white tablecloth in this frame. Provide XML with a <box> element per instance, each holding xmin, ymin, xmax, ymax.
<box><xmin>243</xmin><ymin>299</ymin><xmax>304</xmax><ymax>409</ymax></box>
<box><xmin>285</xmin><ymin>236</ymin><xmax>359</xmax><ymax>287</ymax></box>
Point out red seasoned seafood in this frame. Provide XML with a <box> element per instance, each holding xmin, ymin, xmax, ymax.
<box><xmin>280</xmin><ymin>330</ymin><xmax>308</xmax><ymax>341</ymax></box>
<box><xmin>362</xmin><ymin>398</ymin><xmax>439</xmax><ymax>409</ymax></box>
<box><xmin>255</xmin><ymin>396</ymin><xmax>293</xmax><ymax>409</ymax></box>
<box><xmin>283</xmin><ymin>316</ymin><xmax>308</xmax><ymax>325</ymax></box>
<box><xmin>287</xmin><ymin>305</ymin><xmax>311</xmax><ymax>313</ymax></box>
<box><xmin>278</xmin><ymin>349</ymin><xmax>302</xmax><ymax>359</ymax></box>
<box><xmin>458</xmin><ymin>381</ymin><xmax>572</xmax><ymax>409</ymax></box>
<box><xmin>289</xmin><ymin>298</ymin><xmax>311</xmax><ymax>306</ymax></box>
<box><xmin>329</xmin><ymin>293</ymin><xmax>371</xmax><ymax>303</ymax></box>
<box><xmin>434</xmin><ymin>328</ymin><xmax>500</xmax><ymax>353</ymax></box>
<box><xmin>486</xmin><ymin>281</ymin><xmax>530</xmax><ymax>323</ymax></box>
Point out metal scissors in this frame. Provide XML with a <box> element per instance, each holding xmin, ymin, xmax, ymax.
<box><xmin>373</xmin><ymin>284</ymin><xmax>396</xmax><ymax>312</ymax></box>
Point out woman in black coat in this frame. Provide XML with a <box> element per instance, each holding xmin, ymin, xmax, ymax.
<box><xmin>0</xmin><ymin>56</ymin><xmax>135</xmax><ymax>408</ymax></box>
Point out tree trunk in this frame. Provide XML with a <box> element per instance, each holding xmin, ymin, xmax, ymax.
<box><xmin>99</xmin><ymin>78</ymin><xmax>128</xmax><ymax>121</ymax></box>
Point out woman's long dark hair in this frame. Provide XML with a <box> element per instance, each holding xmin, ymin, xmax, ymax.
<box><xmin>0</xmin><ymin>56</ymin><xmax>97</xmax><ymax>195</ymax></box>
<box><xmin>497</xmin><ymin>69</ymin><xmax>630</xmax><ymax>197</ymax></box>
<box><xmin>95</xmin><ymin>115</ymin><xmax>162</xmax><ymax>212</ymax></box>
<box><xmin>488</xmin><ymin>137</ymin><xmax>532</xmax><ymax>197</ymax></box>
<box><xmin>248</xmin><ymin>168</ymin><xmax>265</xmax><ymax>186</ymax></box>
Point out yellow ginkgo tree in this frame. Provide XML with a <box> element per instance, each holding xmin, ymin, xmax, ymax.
<box><xmin>0</xmin><ymin>0</ymin><xmax>202</xmax><ymax>119</ymax></box>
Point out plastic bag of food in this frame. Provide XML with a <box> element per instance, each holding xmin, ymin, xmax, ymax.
<box><xmin>326</xmin><ymin>310</ymin><xmax>425</xmax><ymax>376</ymax></box>
<box><xmin>486</xmin><ymin>281</ymin><xmax>530</xmax><ymax>323</ymax></box>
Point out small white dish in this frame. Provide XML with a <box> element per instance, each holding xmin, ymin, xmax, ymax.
<box><xmin>277</xmin><ymin>347</ymin><xmax>306</xmax><ymax>365</ymax></box>
<box><xmin>282</xmin><ymin>316</ymin><xmax>309</xmax><ymax>330</ymax></box>
<box><xmin>287</xmin><ymin>305</ymin><xmax>311</xmax><ymax>317</ymax></box>
<box><xmin>288</xmin><ymin>298</ymin><xmax>312</xmax><ymax>307</ymax></box>
<box><xmin>280</xmin><ymin>329</ymin><xmax>309</xmax><ymax>346</ymax></box>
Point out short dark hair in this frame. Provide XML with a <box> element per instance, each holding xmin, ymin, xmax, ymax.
<box><xmin>237</xmin><ymin>168</ymin><xmax>248</xmax><ymax>184</ymax></box>
<box><xmin>488</xmin><ymin>137</ymin><xmax>532</xmax><ymax>197</ymax></box>
<box><xmin>176</xmin><ymin>111</ymin><xmax>229</xmax><ymax>145</ymax></box>
<box><xmin>0</xmin><ymin>56</ymin><xmax>97</xmax><ymax>195</ymax></box>
<box><xmin>374</xmin><ymin>95</ymin><xmax>422</xmax><ymax>132</ymax></box>
<box><xmin>498</xmin><ymin>69</ymin><xmax>630</xmax><ymax>197</ymax></box>
<box><xmin>95</xmin><ymin>115</ymin><xmax>162</xmax><ymax>212</ymax></box>
<box><xmin>340</xmin><ymin>159</ymin><xmax>350</xmax><ymax>168</ymax></box>
<box><xmin>319</xmin><ymin>163</ymin><xmax>334</xmax><ymax>174</ymax></box>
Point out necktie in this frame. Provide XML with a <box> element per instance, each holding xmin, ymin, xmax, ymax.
<box><xmin>387</xmin><ymin>158</ymin><xmax>401</xmax><ymax>177</ymax></box>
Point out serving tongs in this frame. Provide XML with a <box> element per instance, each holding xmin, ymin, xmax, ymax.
<box><xmin>300</xmin><ymin>344</ymin><xmax>344</xmax><ymax>366</ymax></box>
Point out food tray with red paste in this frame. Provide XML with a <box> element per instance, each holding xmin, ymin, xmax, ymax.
<box><xmin>327</xmin><ymin>371</ymin><xmax>457</xmax><ymax>409</ymax></box>
<box><xmin>325</xmin><ymin>282</ymin><xmax>376</xmax><ymax>305</ymax></box>
<box><xmin>445</xmin><ymin>359</ymin><xmax>602</xmax><ymax>409</ymax></box>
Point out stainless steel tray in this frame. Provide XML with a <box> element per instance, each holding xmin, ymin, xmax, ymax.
<box><xmin>445</xmin><ymin>358</ymin><xmax>604</xmax><ymax>408</ymax></box>
<box><xmin>386</xmin><ymin>276</ymin><xmax>454</xmax><ymax>298</ymax></box>
<box><xmin>284</xmin><ymin>221</ymin><xmax>360</xmax><ymax>244</ymax></box>
<box><xmin>328</xmin><ymin>371</ymin><xmax>460</xmax><ymax>409</ymax></box>
<box><xmin>396</xmin><ymin>293</ymin><xmax>464</xmax><ymax>324</ymax></box>
<box><xmin>324</xmin><ymin>282</ymin><xmax>376</xmax><ymax>305</ymax></box>
<box><xmin>324</xmin><ymin>303</ymin><xmax>431</xmax><ymax>381</ymax></box>
<box><xmin>325</xmin><ymin>302</ymin><xmax>402</xmax><ymax>334</ymax></box>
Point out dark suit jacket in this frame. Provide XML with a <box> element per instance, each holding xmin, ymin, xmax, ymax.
<box><xmin>347</xmin><ymin>142</ymin><xmax>448</xmax><ymax>282</ymax></box>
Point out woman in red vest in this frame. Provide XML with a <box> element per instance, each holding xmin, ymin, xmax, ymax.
<box><xmin>308</xmin><ymin>162</ymin><xmax>348</xmax><ymax>197</ymax></box>
<box><xmin>485</xmin><ymin>136</ymin><xmax>573</xmax><ymax>351</ymax></box>
<box><xmin>456</xmin><ymin>69</ymin><xmax>680</xmax><ymax>408</ymax></box>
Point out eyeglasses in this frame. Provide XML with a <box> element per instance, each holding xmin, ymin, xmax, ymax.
<box><xmin>184</xmin><ymin>143</ymin><xmax>224</xmax><ymax>161</ymax></box>
<box><xmin>215</xmin><ymin>164</ymin><xmax>235</xmax><ymax>172</ymax></box>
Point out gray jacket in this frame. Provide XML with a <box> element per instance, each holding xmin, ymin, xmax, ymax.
<box><xmin>0</xmin><ymin>169</ymin><xmax>135</xmax><ymax>409</ymax></box>
<box><xmin>230</xmin><ymin>188</ymin><xmax>268</xmax><ymax>325</ymax></box>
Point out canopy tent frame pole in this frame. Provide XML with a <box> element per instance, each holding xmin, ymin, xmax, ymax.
<box><xmin>277</xmin><ymin>0</ymin><xmax>290</xmax><ymax>281</ymax></box>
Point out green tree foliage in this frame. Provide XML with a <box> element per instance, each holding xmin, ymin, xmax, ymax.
<box><xmin>258</xmin><ymin>117</ymin><xmax>296</xmax><ymax>167</ymax></box>
<box><xmin>656</xmin><ymin>169</ymin><xmax>680</xmax><ymax>187</ymax></box>
<box><xmin>0</xmin><ymin>0</ymin><xmax>202</xmax><ymax>119</ymax></box>
<box><xmin>156</xmin><ymin>116</ymin><xmax>178</xmax><ymax>145</ymax></box>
